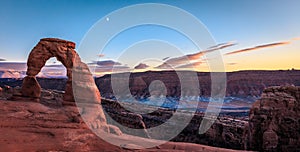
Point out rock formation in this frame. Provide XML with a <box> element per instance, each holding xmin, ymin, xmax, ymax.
<box><xmin>248</xmin><ymin>85</ymin><xmax>300</xmax><ymax>151</ymax></box>
<box><xmin>22</xmin><ymin>38</ymin><xmax>77</xmax><ymax>102</ymax></box>
<box><xmin>21</xmin><ymin>38</ymin><xmax>122</xmax><ymax>135</ymax></box>
<box><xmin>100</xmin><ymin>97</ymin><xmax>248</xmax><ymax>150</ymax></box>
<box><xmin>96</xmin><ymin>70</ymin><xmax>300</xmax><ymax>100</ymax></box>
<box><xmin>0</xmin><ymin>92</ymin><xmax>241</xmax><ymax>151</ymax></box>
<box><xmin>2</xmin><ymin>86</ymin><xmax>248</xmax><ymax>150</ymax></box>
<box><xmin>0</xmin><ymin>87</ymin><xmax>2</xmax><ymax>97</ymax></box>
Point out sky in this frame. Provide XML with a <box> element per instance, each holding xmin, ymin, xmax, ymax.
<box><xmin>0</xmin><ymin>0</ymin><xmax>300</xmax><ymax>77</ymax></box>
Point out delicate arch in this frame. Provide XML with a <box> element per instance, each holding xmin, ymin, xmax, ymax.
<box><xmin>21</xmin><ymin>38</ymin><xmax>122</xmax><ymax>135</ymax></box>
<box><xmin>22</xmin><ymin>38</ymin><xmax>80</xmax><ymax>102</ymax></box>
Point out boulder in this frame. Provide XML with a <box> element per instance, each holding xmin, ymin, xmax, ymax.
<box><xmin>22</xmin><ymin>76</ymin><xmax>41</xmax><ymax>98</ymax></box>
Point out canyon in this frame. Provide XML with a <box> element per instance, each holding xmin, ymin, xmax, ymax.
<box><xmin>0</xmin><ymin>37</ymin><xmax>299</xmax><ymax>151</ymax></box>
<box><xmin>0</xmin><ymin>84</ymin><xmax>299</xmax><ymax>151</ymax></box>
<box><xmin>1</xmin><ymin>70</ymin><xmax>300</xmax><ymax>100</ymax></box>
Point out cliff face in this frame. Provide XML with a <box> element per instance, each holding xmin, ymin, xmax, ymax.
<box><xmin>1</xmin><ymin>70</ymin><xmax>300</xmax><ymax>101</ymax></box>
<box><xmin>96</xmin><ymin>70</ymin><xmax>300</xmax><ymax>100</ymax></box>
<box><xmin>248</xmin><ymin>85</ymin><xmax>300</xmax><ymax>151</ymax></box>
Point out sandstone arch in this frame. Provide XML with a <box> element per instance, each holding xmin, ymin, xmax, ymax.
<box><xmin>21</xmin><ymin>38</ymin><xmax>122</xmax><ymax>135</ymax></box>
<box><xmin>22</xmin><ymin>38</ymin><xmax>78</xmax><ymax>101</ymax></box>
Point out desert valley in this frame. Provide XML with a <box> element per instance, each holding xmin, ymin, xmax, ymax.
<box><xmin>1</xmin><ymin>1</ymin><xmax>300</xmax><ymax>151</ymax></box>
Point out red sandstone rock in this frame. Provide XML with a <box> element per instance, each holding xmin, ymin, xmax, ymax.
<box><xmin>248</xmin><ymin>85</ymin><xmax>300</xmax><ymax>151</ymax></box>
<box><xmin>0</xmin><ymin>99</ymin><xmax>241</xmax><ymax>151</ymax></box>
<box><xmin>22</xmin><ymin>38</ymin><xmax>78</xmax><ymax>101</ymax></box>
<box><xmin>21</xmin><ymin>76</ymin><xmax>41</xmax><ymax>98</ymax></box>
<box><xmin>20</xmin><ymin>38</ymin><xmax>122</xmax><ymax>136</ymax></box>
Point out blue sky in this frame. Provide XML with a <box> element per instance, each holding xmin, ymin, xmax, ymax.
<box><xmin>0</xmin><ymin>0</ymin><xmax>300</xmax><ymax>73</ymax></box>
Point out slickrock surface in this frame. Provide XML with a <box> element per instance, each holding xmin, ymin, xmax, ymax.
<box><xmin>0</xmin><ymin>99</ymin><xmax>240</xmax><ymax>152</ymax></box>
<box><xmin>248</xmin><ymin>85</ymin><xmax>300</xmax><ymax>151</ymax></box>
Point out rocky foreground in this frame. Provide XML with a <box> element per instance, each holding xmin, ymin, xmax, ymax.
<box><xmin>0</xmin><ymin>85</ymin><xmax>299</xmax><ymax>151</ymax></box>
<box><xmin>0</xmin><ymin>97</ymin><xmax>238</xmax><ymax>151</ymax></box>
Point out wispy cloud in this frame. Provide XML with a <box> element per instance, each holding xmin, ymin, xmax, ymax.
<box><xmin>162</xmin><ymin>57</ymin><xmax>170</xmax><ymax>61</ymax></box>
<box><xmin>291</xmin><ymin>37</ymin><xmax>300</xmax><ymax>41</ymax></box>
<box><xmin>97</xmin><ymin>54</ymin><xmax>105</xmax><ymax>58</ymax></box>
<box><xmin>89</xmin><ymin>60</ymin><xmax>122</xmax><ymax>66</ymax></box>
<box><xmin>207</xmin><ymin>41</ymin><xmax>237</xmax><ymax>50</ymax></box>
<box><xmin>0</xmin><ymin>60</ymin><xmax>130</xmax><ymax>78</ymax></box>
<box><xmin>134</xmin><ymin>63</ymin><xmax>150</xmax><ymax>69</ymax></box>
<box><xmin>176</xmin><ymin>61</ymin><xmax>203</xmax><ymax>69</ymax></box>
<box><xmin>184</xmin><ymin>41</ymin><xmax>236</xmax><ymax>60</ymax></box>
<box><xmin>87</xmin><ymin>60</ymin><xmax>130</xmax><ymax>76</ymax></box>
<box><xmin>225</xmin><ymin>41</ymin><xmax>290</xmax><ymax>55</ymax></box>
<box><xmin>92</xmin><ymin>65</ymin><xmax>130</xmax><ymax>77</ymax></box>
<box><xmin>227</xmin><ymin>63</ymin><xmax>238</xmax><ymax>66</ymax></box>
<box><xmin>93</xmin><ymin>65</ymin><xmax>130</xmax><ymax>73</ymax></box>
<box><xmin>0</xmin><ymin>62</ymin><xmax>27</xmax><ymax>78</ymax></box>
<box><xmin>155</xmin><ymin>62</ymin><xmax>174</xmax><ymax>69</ymax></box>
<box><xmin>0</xmin><ymin>62</ymin><xmax>27</xmax><ymax>71</ymax></box>
<box><xmin>156</xmin><ymin>41</ymin><xmax>236</xmax><ymax>69</ymax></box>
<box><xmin>44</xmin><ymin>64</ymin><xmax>64</xmax><ymax>68</ymax></box>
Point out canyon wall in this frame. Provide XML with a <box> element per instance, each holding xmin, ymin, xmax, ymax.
<box><xmin>1</xmin><ymin>70</ymin><xmax>300</xmax><ymax>100</ymax></box>
<box><xmin>96</xmin><ymin>70</ymin><xmax>300</xmax><ymax>100</ymax></box>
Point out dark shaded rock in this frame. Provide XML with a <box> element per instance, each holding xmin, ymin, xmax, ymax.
<box><xmin>0</xmin><ymin>87</ymin><xmax>2</xmax><ymax>97</ymax></box>
<box><xmin>248</xmin><ymin>85</ymin><xmax>300</xmax><ymax>151</ymax></box>
<box><xmin>101</xmin><ymin>98</ymin><xmax>248</xmax><ymax>150</ymax></box>
<box><xmin>21</xmin><ymin>76</ymin><xmax>41</xmax><ymax>98</ymax></box>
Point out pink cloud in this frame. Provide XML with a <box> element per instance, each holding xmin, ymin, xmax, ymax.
<box><xmin>225</xmin><ymin>41</ymin><xmax>290</xmax><ymax>55</ymax></box>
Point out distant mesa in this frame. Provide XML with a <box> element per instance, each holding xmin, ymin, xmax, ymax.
<box><xmin>134</xmin><ymin>63</ymin><xmax>150</xmax><ymax>69</ymax></box>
